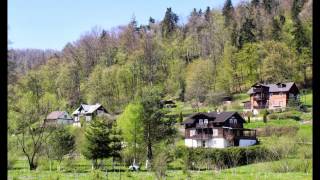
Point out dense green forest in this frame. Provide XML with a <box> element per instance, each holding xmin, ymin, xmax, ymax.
<box><xmin>8</xmin><ymin>0</ymin><xmax>312</xmax><ymax>114</ymax></box>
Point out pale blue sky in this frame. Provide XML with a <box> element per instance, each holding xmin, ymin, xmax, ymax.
<box><xmin>8</xmin><ymin>0</ymin><xmax>244</xmax><ymax>50</ymax></box>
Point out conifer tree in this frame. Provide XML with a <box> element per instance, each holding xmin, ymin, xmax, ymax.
<box><xmin>204</xmin><ymin>6</ymin><xmax>211</xmax><ymax>22</ymax></box>
<box><xmin>222</xmin><ymin>0</ymin><xmax>235</xmax><ymax>27</ymax></box>
<box><xmin>161</xmin><ymin>7</ymin><xmax>179</xmax><ymax>38</ymax></box>
<box><xmin>82</xmin><ymin>116</ymin><xmax>113</xmax><ymax>169</ymax></box>
<box><xmin>238</xmin><ymin>17</ymin><xmax>256</xmax><ymax>48</ymax></box>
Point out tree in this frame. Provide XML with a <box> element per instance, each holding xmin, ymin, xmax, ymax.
<box><xmin>9</xmin><ymin>72</ymin><xmax>59</xmax><ymax>170</ymax></box>
<box><xmin>82</xmin><ymin>116</ymin><xmax>113</xmax><ymax>169</ymax></box>
<box><xmin>109</xmin><ymin>122</ymin><xmax>123</xmax><ymax>171</ymax></box>
<box><xmin>204</xmin><ymin>6</ymin><xmax>211</xmax><ymax>22</ymax></box>
<box><xmin>139</xmin><ymin>87</ymin><xmax>176</xmax><ymax>170</ymax></box>
<box><xmin>185</xmin><ymin>59</ymin><xmax>214</xmax><ymax>103</ymax></box>
<box><xmin>238</xmin><ymin>17</ymin><xmax>256</xmax><ymax>48</ymax></box>
<box><xmin>222</xmin><ymin>0</ymin><xmax>235</xmax><ymax>27</ymax></box>
<box><xmin>116</xmin><ymin>103</ymin><xmax>144</xmax><ymax>166</ymax></box>
<box><xmin>161</xmin><ymin>7</ymin><xmax>179</xmax><ymax>38</ymax></box>
<box><xmin>260</xmin><ymin>41</ymin><xmax>296</xmax><ymax>83</ymax></box>
<box><xmin>291</xmin><ymin>0</ymin><xmax>306</xmax><ymax>21</ymax></box>
<box><xmin>46</xmin><ymin>126</ymin><xmax>75</xmax><ymax>171</ymax></box>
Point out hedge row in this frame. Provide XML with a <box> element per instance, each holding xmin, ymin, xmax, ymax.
<box><xmin>175</xmin><ymin>145</ymin><xmax>275</xmax><ymax>170</ymax></box>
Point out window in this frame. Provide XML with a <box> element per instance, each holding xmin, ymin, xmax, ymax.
<box><xmin>204</xmin><ymin>119</ymin><xmax>208</xmax><ymax>125</ymax></box>
<box><xmin>190</xmin><ymin>130</ymin><xmax>196</xmax><ymax>137</ymax></box>
<box><xmin>199</xmin><ymin>119</ymin><xmax>203</xmax><ymax>125</ymax></box>
<box><xmin>212</xmin><ymin>129</ymin><xmax>218</xmax><ymax>136</ymax></box>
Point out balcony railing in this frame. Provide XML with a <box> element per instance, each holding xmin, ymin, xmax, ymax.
<box><xmin>189</xmin><ymin>134</ymin><xmax>214</xmax><ymax>139</ymax></box>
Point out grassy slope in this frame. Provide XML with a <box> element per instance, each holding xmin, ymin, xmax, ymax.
<box><xmin>9</xmin><ymin>159</ymin><xmax>312</xmax><ymax>180</ymax></box>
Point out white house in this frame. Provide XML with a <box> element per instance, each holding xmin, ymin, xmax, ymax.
<box><xmin>72</xmin><ymin>103</ymin><xmax>109</xmax><ymax>127</ymax></box>
<box><xmin>181</xmin><ymin>112</ymin><xmax>258</xmax><ymax>148</ymax></box>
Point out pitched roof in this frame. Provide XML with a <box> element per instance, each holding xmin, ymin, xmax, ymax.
<box><xmin>181</xmin><ymin>111</ymin><xmax>242</xmax><ymax>125</ymax></box>
<box><xmin>72</xmin><ymin>103</ymin><xmax>107</xmax><ymax>115</ymax></box>
<box><xmin>247</xmin><ymin>82</ymin><xmax>296</xmax><ymax>94</ymax></box>
<box><xmin>46</xmin><ymin>111</ymin><xmax>72</xmax><ymax>120</ymax></box>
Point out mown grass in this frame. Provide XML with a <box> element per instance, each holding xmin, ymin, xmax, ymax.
<box><xmin>301</xmin><ymin>91</ymin><xmax>312</xmax><ymax>107</ymax></box>
<box><xmin>9</xmin><ymin>158</ymin><xmax>312</xmax><ymax>180</ymax></box>
<box><xmin>244</xmin><ymin>119</ymin><xmax>300</xmax><ymax>129</ymax></box>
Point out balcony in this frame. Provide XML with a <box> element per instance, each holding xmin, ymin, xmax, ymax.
<box><xmin>253</xmin><ymin>94</ymin><xmax>267</xmax><ymax>101</ymax></box>
<box><xmin>189</xmin><ymin>134</ymin><xmax>214</xmax><ymax>139</ymax></box>
<box><xmin>223</xmin><ymin>128</ymin><xmax>257</xmax><ymax>140</ymax></box>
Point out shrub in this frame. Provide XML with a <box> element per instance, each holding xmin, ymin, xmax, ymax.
<box><xmin>257</xmin><ymin>126</ymin><xmax>299</xmax><ymax>137</ymax></box>
<box><xmin>267</xmin><ymin>111</ymin><xmax>301</xmax><ymax>121</ymax></box>
<box><xmin>8</xmin><ymin>151</ymin><xmax>18</xmax><ymax>170</ymax></box>
<box><xmin>90</xmin><ymin>169</ymin><xmax>105</xmax><ymax>180</ymax></box>
<box><xmin>270</xmin><ymin>159</ymin><xmax>312</xmax><ymax>173</ymax></box>
<box><xmin>153</xmin><ymin>152</ymin><xmax>170</xmax><ymax>180</ymax></box>
<box><xmin>62</xmin><ymin>157</ymin><xmax>76</xmax><ymax>172</ymax></box>
<box><xmin>38</xmin><ymin>156</ymin><xmax>54</xmax><ymax>171</ymax></box>
<box><xmin>180</xmin><ymin>146</ymin><xmax>272</xmax><ymax>170</ymax></box>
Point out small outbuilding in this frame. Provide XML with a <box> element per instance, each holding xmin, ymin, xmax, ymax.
<box><xmin>45</xmin><ymin>111</ymin><xmax>74</xmax><ymax>126</ymax></box>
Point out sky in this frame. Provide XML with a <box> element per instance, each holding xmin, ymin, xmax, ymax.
<box><xmin>8</xmin><ymin>0</ymin><xmax>244</xmax><ymax>51</ymax></box>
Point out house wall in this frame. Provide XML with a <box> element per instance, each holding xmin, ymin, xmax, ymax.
<box><xmin>239</xmin><ymin>139</ymin><xmax>257</xmax><ymax>147</ymax></box>
<box><xmin>184</xmin><ymin>138</ymin><xmax>230</xmax><ymax>148</ymax></box>
<box><xmin>86</xmin><ymin>115</ymin><xmax>92</xmax><ymax>121</ymax></box>
<box><xmin>57</xmin><ymin>119</ymin><xmax>74</xmax><ymax>125</ymax></box>
<box><xmin>268</xmin><ymin>93</ymin><xmax>287</xmax><ymax>109</ymax></box>
<box><xmin>73</xmin><ymin>121</ymin><xmax>81</xmax><ymax>127</ymax></box>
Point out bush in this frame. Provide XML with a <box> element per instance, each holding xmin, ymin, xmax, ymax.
<box><xmin>8</xmin><ymin>151</ymin><xmax>18</xmax><ymax>169</ymax></box>
<box><xmin>90</xmin><ymin>169</ymin><xmax>105</xmax><ymax>180</ymax></box>
<box><xmin>270</xmin><ymin>159</ymin><xmax>312</xmax><ymax>173</ymax></box>
<box><xmin>177</xmin><ymin>146</ymin><xmax>272</xmax><ymax>170</ymax></box>
<box><xmin>153</xmin><ymin>152</ymin><xmax>170</xmax><ymax>180</ymax></box>
<box><xmin>257</xmin><ymin>126</ymin><xmax>299</xmax><ymax>137</ymax></box>
<box><xmin>267</xmin><ymin>111</ymin><xmax>301</xmax><ymax>121</ymax></box>
<box><xmin>38</xmin><ymin>156</ymin><xmax>54</xmax><ymax>171</ymax></box>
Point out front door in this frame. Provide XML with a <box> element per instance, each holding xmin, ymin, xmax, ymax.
<box><xmin>202</xmin><ymin>140</ymin><xmax>206</xmax><ymax>147</ymax></box>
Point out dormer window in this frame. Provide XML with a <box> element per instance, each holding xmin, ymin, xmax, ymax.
<box><xmin>230</xmin><ymin>118</ymin><xmax>237</xmax><ymax>124</ymax></box>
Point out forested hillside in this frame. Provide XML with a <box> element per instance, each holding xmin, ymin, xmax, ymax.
<box><xmin>8</xmin><ymin>0</ymin><xmax>312</xmax><ymax>114</ymax></box>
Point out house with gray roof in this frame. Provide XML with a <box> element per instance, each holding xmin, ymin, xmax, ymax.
<box><xmin>243</xmin><ymin>82</ymin><xmax>300</xmax><ymax>114</ymax></box>
<box><xmin>45</xmin><ymin>111</ymin><xmax>74</xmax><ymax>126</ymax></box>
<box><xmin>72</xmin><ymin>103</ymin><xmax>109</xmax><ymax>127</ymax></box>
<box><xmin>181</xmin><ymin>111</ymin><xmax>257</xmax><ymax>148</ymax></box>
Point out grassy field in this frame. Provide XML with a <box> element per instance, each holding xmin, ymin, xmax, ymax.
<box><xmin>8</xmin><ymin>159</ymin><xmax>312</xmax><ymax>180</ymax></box>
<box><xmin>244</xmin><ymin>119</ymin><xmax>300</xmax><ymax>129</ymax></box>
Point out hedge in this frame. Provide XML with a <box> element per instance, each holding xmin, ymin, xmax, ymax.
<box><xmin>175</xmin><ymin>145</ymin><xmax>275</xmax><ymax>170</ymax></box>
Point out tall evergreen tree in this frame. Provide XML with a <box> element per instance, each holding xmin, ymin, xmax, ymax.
<box><xmin>109</xmin><ymin>122</ymin><xmax>123</xmax><ymax>171</ymax></box>
<box><xmin>238</xmin><ymin>17</ymin><xmax>256</xmax><ymax>48</ymax></box>
<box><xmin>222</xmin><ymin>0</ymin><xmax>235</xmax><ymax>27</ymax></box>
<box><xmin>139</xmin><ymin>87</ymin><xmax>176</xmax><ymax>170</ymax></box>
<box><xmin>82</xmin><ymin>116</ymin><xmax>113</xmax><ymax>169</ymax></box>
<box><xmin>161</xmin><ymin>7</ymin><xmax>179</xmax><ymax>38</ymax></box>
<box><xmin>291</xmin><ymin>0</ymin><xmax>306</xmax><ymax>21</ymax></box>
<box><xmin>204</xmin><ymin>6</ymin><xmax>211</xmax><ymax>22</ymax></box>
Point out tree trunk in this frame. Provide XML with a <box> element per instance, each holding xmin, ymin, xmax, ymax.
<box><xmin>112</xmin><ymin>157</ymin><xmax>115</xmax><ymax>172</ymax></box>
<box><xmin>29</xmin><ymin>161</ymin><xmax>37</xmax><ymax>170</ymax></box>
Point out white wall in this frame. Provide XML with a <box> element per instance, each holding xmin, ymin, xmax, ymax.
<box><xmin>239</xmin><ymin>139</ymin><xmax>257</xmax><ymax>147</ymax></box>
<box><xmin>185</xmin><ymin>138</ymin><xmax>230</xmax><ymax>148</ymax></box>
<box><xmin>208</xmin><ymin>138</ymin><xmax>230</xmax><ymax>148</ymax></box>
<box><xmin>185</xmin><ymin>139</ymin><xmax>198</xmax><ymax>148</ymax></box>
<box><xmin>73</xmin><ymin>122</ymin><xmax>81</xmax><ymax>127</ymax></box>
